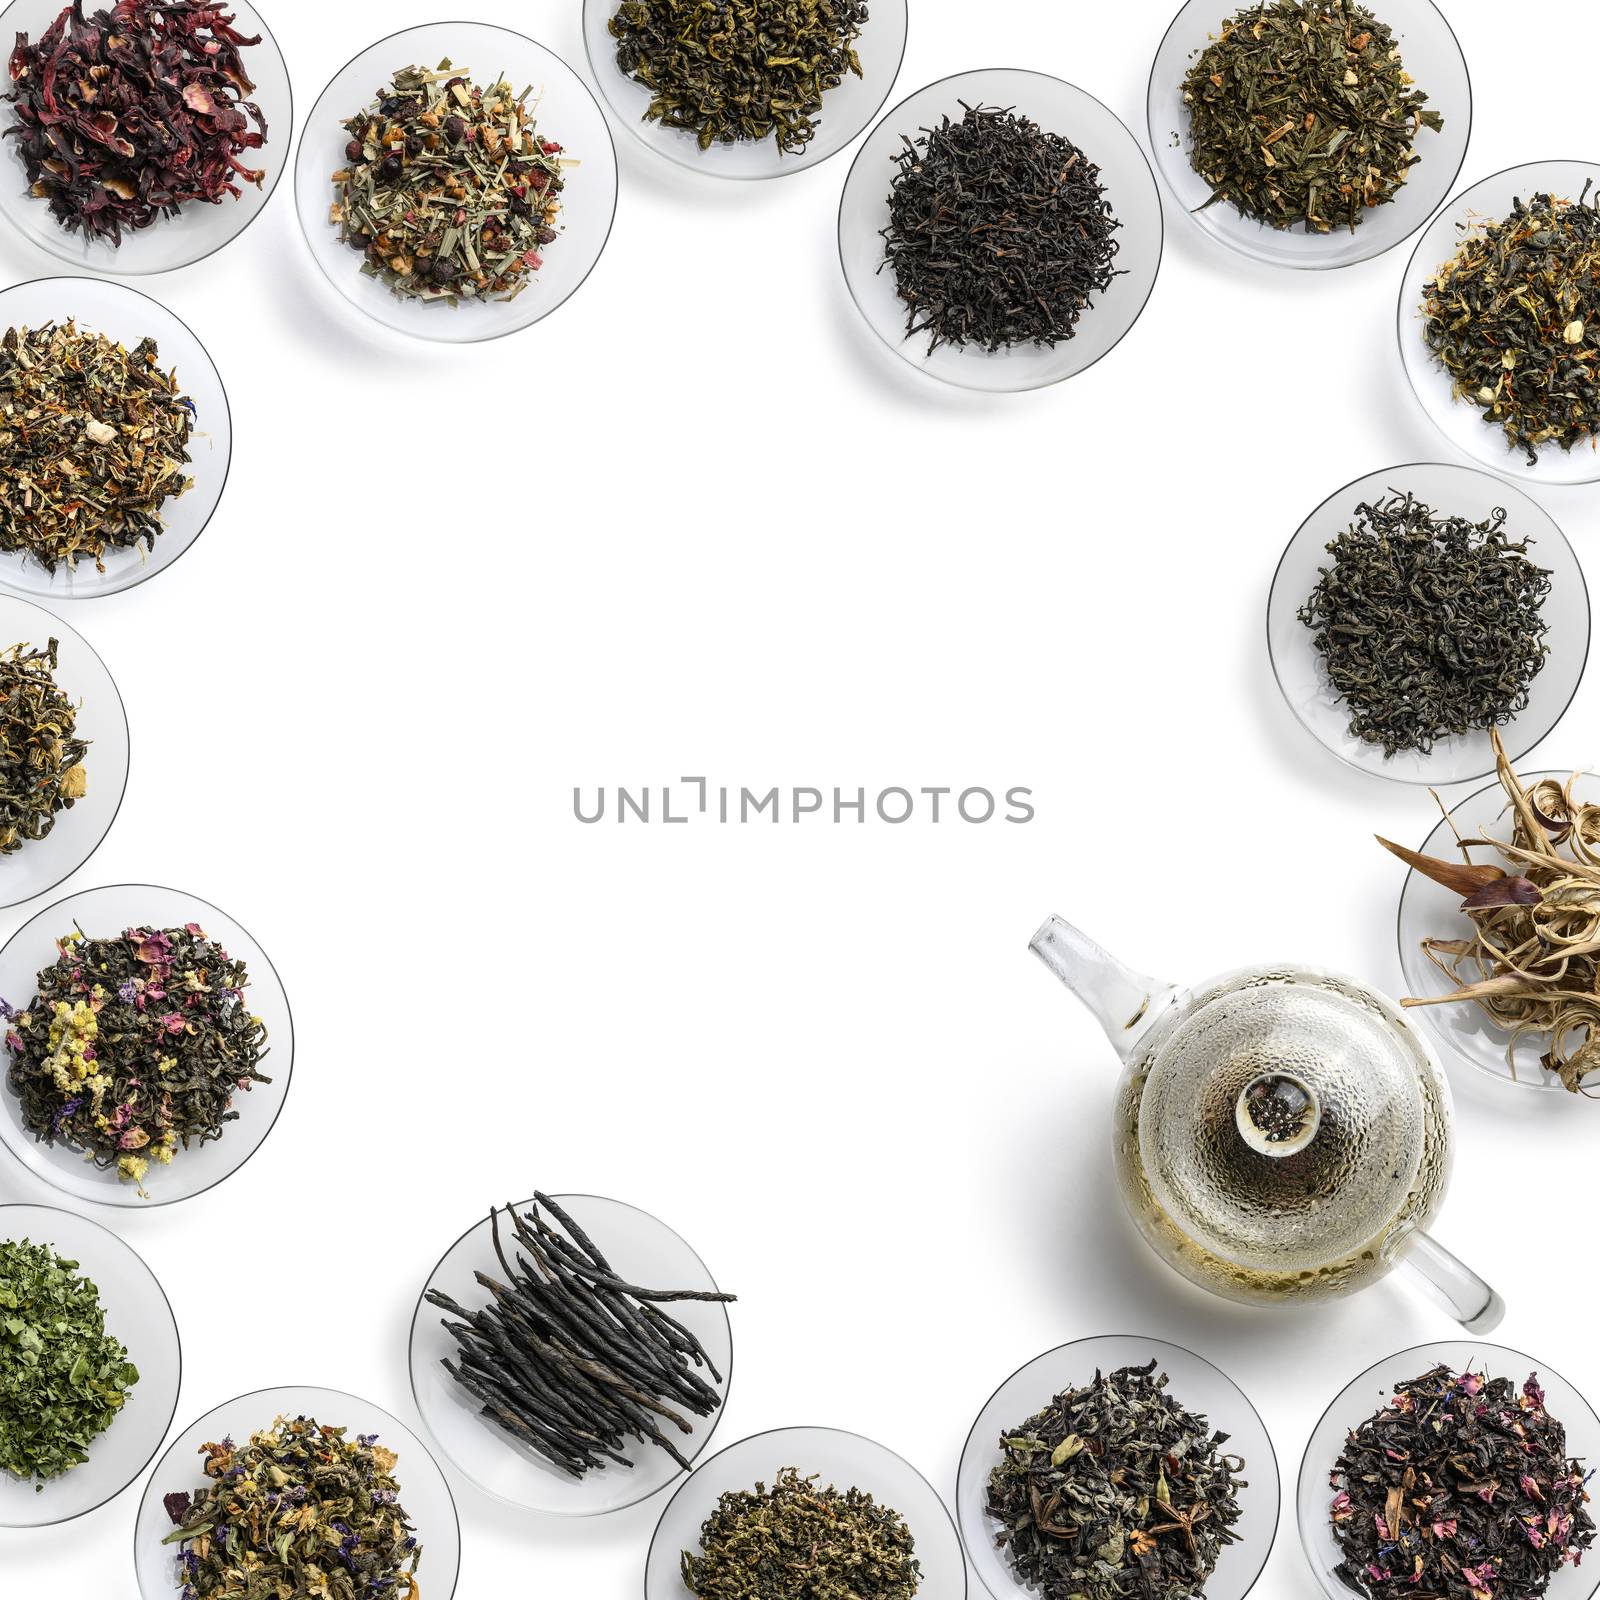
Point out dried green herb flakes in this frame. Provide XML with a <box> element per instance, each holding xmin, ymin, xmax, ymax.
<box><xmin>0</xmin><ymin>638</ymin><xmax>89</xmax><ymax>854</ymax></box>
<box><xmin>0</xmin><ymin>1235</ymin><xmax>139</xmax><ymax>1487</ymax></box>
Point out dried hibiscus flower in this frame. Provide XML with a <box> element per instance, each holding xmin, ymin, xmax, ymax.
<box><xmin>5</xmin><ymin>0</ymin><xmax>269</xmax><ymax>245</ymax></box>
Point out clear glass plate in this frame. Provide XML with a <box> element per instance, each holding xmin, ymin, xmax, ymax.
<box><xmin>293</xmin><ymin>23</ymin><xmax>617</xmax><ymax>344</ymax></box>
<box><xmin>0</xmin><ymin>594</ymin><xmax>129</xmax><ymax>907</ymax></box>
<box><xmin>957</xmin><ymin>1335</ymin><xmax>1279</xmax><ymax>1600</ymax></box>
<box><xmin>582</xmin><ymin>0</ymin><xmax>906</xmax><ymax>180</ymax></box>
<box><xmin>1395</xmin><ymin>769</ymin><xmax>1599</xmax><ymax>1092</ymax></box>
<box><xmin>409</xmin><ymin>1191</ymin><xmax>733</xmax><ymax>1516</ymax></box>
<box><xmin>0</xmin><ymin>882</ymin><xmax>293</xmax><ymax>1204</ymax></box>
<box><xmin>1148</xmin><ymin>0</ymin><xmax>1469</xmax><ymax>270</ymax></box>
<box><xmin>133</xmin><ymin>1385</ymin><xmax>461</xmax><ymax>1600</ymax></box>
<box><xmin>0</xmin><ymin>277</ymin><xmax>231</xmax><ymax>600</ymax></box>
<box><xmin>1398</xmin><ymin>160</ymin><xmax>1600</xmax><ymax>484</ymax></box>
<box><xmin>0</xmin><ymin>0</ymin><xmax>291</xmax><ymax>275</ymax></box>
<box><xmin>838</xmin><ymin>69</ymin><xmax>1163</xmax><ymax>393</ymax></box>
<box><xmin>647</xmin><ymin>1425</ymin><xmax>966</xmax><ymax>1600</ymax></box>
<box><xmin>1298</xmin><ymin>1340</ymin><xmax>1600</xmax><ymax>1600</ymax></box>
<box><xmin>0</xmin><ymin>1202</ymin><xmax>180</xmax><ymax>1528</ymax></box>
<box><xmin>1267</xmin><ymin>461</ymin><xmax>1590</xmax><ymax>785</ymax></box>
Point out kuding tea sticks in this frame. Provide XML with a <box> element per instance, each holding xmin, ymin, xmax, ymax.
<box><xmin>426</xmin><ymin>1194</ymin><xmax>732</xmax><ymax>1479</ymax></box>
<box><xmin>5</xmin><ymin>1</ymin><xmax>269</xmax><ymax>245</ymax></box>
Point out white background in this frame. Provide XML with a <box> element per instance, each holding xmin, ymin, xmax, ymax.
<box><xmin>1</xmin><ymin>1</ymin><xmax>1598</xmax><ymax>1596</ymax></box>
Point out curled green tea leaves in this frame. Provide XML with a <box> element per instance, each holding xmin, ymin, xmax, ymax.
<box><xmin>0</xmin><ymin>1235</ymin><xmax>138</xmax><ymax>1488</ymax></box>
<box><xmin>985</xmin><ymin>1359</ymin><xmax>1245</xmax><ymax>1600</ymax></box>
<box><xmin>682</xmin><ymin>1466</ymin><xmax>920</xmax><ymax>1599</ymax></box>
<box><xmin>0</xmin><ymin>638</ymin><xmax>89</xmax><ymax>855</ymax></box>
<box><xmin>1423</xmin><ymin>186</ymin><xmax>1600</xmax><ymax>465</ymax></box>
<box><xmin>608</xmin><ymin>0</ymin><xmax>867</xmax><ymax>154</ymax></box>
<box><xmin>1297</xmin><ymin>491</ymin><xmax>1552</xmax><ymax>757</ymax></box>
<box><xmin>1182</xmin><ymin>1</ymin><xmax>1442</xmax><ymax>233</ymax></box>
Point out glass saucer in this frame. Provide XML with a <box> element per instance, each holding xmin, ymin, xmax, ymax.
<box><xmin>409</xmin><ymin>1191</ymin><xmax>733</xmax><ymax>1516</ymax></box>
<box><xmin>134</xmin><ymin>1385</ymin><xmax>461</xmax><ymax>1600</ymax></box>
<box><xmin>294</xmin><ymin>23</ymin><xmax>617</xmax><ymax>344</ymax></box>
<box><xmin>647</xmin><ymin>1425</ymin><xmax>966</xmax><ymax>1600</ymax></box>
<box><xmin>0</xmin><ymin>595</ymin><xmax>129</xmax><ymax>907</ymax></box>
<box><xmin>1267</xmin><ymin>461</ymin><xmax>1590</xmax><ymax>785</ymax></box>
<box><xmin>0</xmin><ymin>0</ymin><xmax>292</xmax><ymax>275</ymax></box>
<box><xmin>0</xmin><ymin>882</ymin><xmax>293</xmax><ymax>1205</ymax></box>
<box><xmin>838</xmin><ymin>69</ymin><xmax>1163</xmax><ymax>393</ymax></box>
<box><xmin>1148</xmin><ymin>0</ymin><xmax>1469</xmax><ymax>269</ymax></box>
<box><xmin>1395</xmin><ymin>768</ymin><xmax>1599</xmax><ymax>1091</ymax></box>
<box><xmin>1399</xmin><ymin>160</ymin><xmax>1600</xmax><ymax>484</ymax></box>
<box><xmin>0</xmin><ymin>278</ymin><xmax>231</xmax><ymax>600</ymax></box>
<box><xmin>957</xmin><ymin>1335</ymin><xmax>1278</xmax><ymax>1600</ymax></box>
<box><xmin>1298</xmin><ymin>1341</ymin><xmax>1600</xmax><ymax>1600</ymax></box>
<box><xmin>0</xmin><ymin>1203</ymin><xmax>180</xmax><ymax>1527</ymax></box>
<box><xmin>582</xmin><ymin>0</ymin><xmax>906</xmax><ymax>180</ymax></box>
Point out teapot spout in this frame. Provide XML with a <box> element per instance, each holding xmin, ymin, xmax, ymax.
<box><xmin>1030</xmin><ymin>915</ymin><xmax>1179</xmax><ymax>1064</ymax></box>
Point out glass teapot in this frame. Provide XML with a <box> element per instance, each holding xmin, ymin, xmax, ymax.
<box><xmin>1031</xmin><ymin>915</ymin><xmax>1503</xmax><ymax>1332</ymax></box>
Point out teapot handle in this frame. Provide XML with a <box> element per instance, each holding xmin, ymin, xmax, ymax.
<box><xmin>1397</xmin><ymin>1230</ymin><xmax>1505</xmax><ymax>1334</ymax></box>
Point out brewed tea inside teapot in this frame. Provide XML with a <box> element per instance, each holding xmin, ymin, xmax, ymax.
<box><xmin>1031</xmin><ymin>915</ymin><xmax>1503</xmax><ymax>1331</ymax></box>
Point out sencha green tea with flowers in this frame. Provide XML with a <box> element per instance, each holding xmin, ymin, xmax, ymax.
<box><xmin>682</xmin><ymin>1467</ymin><xmax>920</xmax><ymax>1600</ymax></box>
<box><xmin>986</xmin><ymin>1359</ymin><xmax>1245</xmax><ymax>1600</ymax></box>
<box><xmin>0</xmin><ymin>639</ymin><xmax>89</xmax><ymax>854</ymax></box>
<box><xmin>608</xmin><ymin>0</ymin><xmax>867</xmax><ymax>154</ymax></box>
<box><xmin>1182</xmin><ymin>1</ymin><xmax>1442</xmax><ymax>233</ymax></box>
<box><xmin>4</xmin><ymin>924</ymin><xmax>269</xmax><ymax>1191</ymax></box>
<box><xmin>0</xmin><ymin>1235</ymin><xmax>138</xmax><ymax>1486</ymax></box>
<box><xmin>162</xmin><ymin>1415</ymin><xmax>422</xmax><ymax>1600</ymax></box>
<box><xmin>331</xmin><ymin>61</ymin><xmax>566</xmax><ymax>304</ymax></box>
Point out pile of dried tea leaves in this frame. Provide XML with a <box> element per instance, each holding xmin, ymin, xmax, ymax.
<box><xmin>682</xmin><ymin>1467</ymin><xmax>921</xmax><ymax>1600</ymax></box>
<box><xmin>986</xmin><ymin>1359</ymin><xmax>1245</xmax><ymax>1600</ymax></box>
<box><xmin>0</xmin><ymin>639</ymin><xmax>89</xmax><ymax>854</ymax></box>
<box><xmin>428</xmin><ymin>1192</ymin><xmax>732</xmax><ymax>1479</ymax></box>
<box><xmin>1183</xmin><ymin>0</ymin><xmax>1443</xmax><ymax>232</ymax></box>
<box><xmin>1299</xmin><ymin>491</ymin><xmax>1552</xmax><ymax>757</ymax></box>
<box><xmin>331</xmin><ymin>61</ymin><xmax>566</xmax><ymax>304</ymax></box>
<box><xmin>609</xmin><ymin>0</ymin><xmax>867</xmax><ymax>154</ymax></box>
<box><xmin>882</xmin><ymin>104</ymin><xmax>1122</xmax><ymax>354</ymax></box>
<box><xmin>1423</xmin><ymin>185</ymin><xmax>1600</xmax><ymax>465</ymax></box>
<box><xmin>1380</xmin><ymin>729</ymin><xmax>1600</xmax><ymax>1092</ymax></box>
<box><xmin>0</xmin><ymin>1234</ymin><xmax>139</xmax><ymax>1487</ymax></box>
<box><xmin>162</xmin><ymin>1415</ymin><xmax>422</xmax><ymax>1600</ymax></box>
<box><xmin>1330</xmin><ymin>1364</ymin><xmax>1595</xmax><ymax>1600</ymax></box>
<box><xmin>5</xmin><ymin>0</ymin><xmax>269</xmax><ymax>245</ymax></box>
<box><xmin>4</xmin><ymin>924</ymin><xmax>269</xmax><ymax>1190</ymax></box>
<box><xmin>0</xmin><ymin>320</ymin><xmax>194</xmax><ymax>574</ymax></box>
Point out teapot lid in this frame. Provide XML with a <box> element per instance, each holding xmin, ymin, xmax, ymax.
<box><xmin>1136</xmin><ymin>971</ymin><xmax>1449</xmax><ymax>1275</ymax></box>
